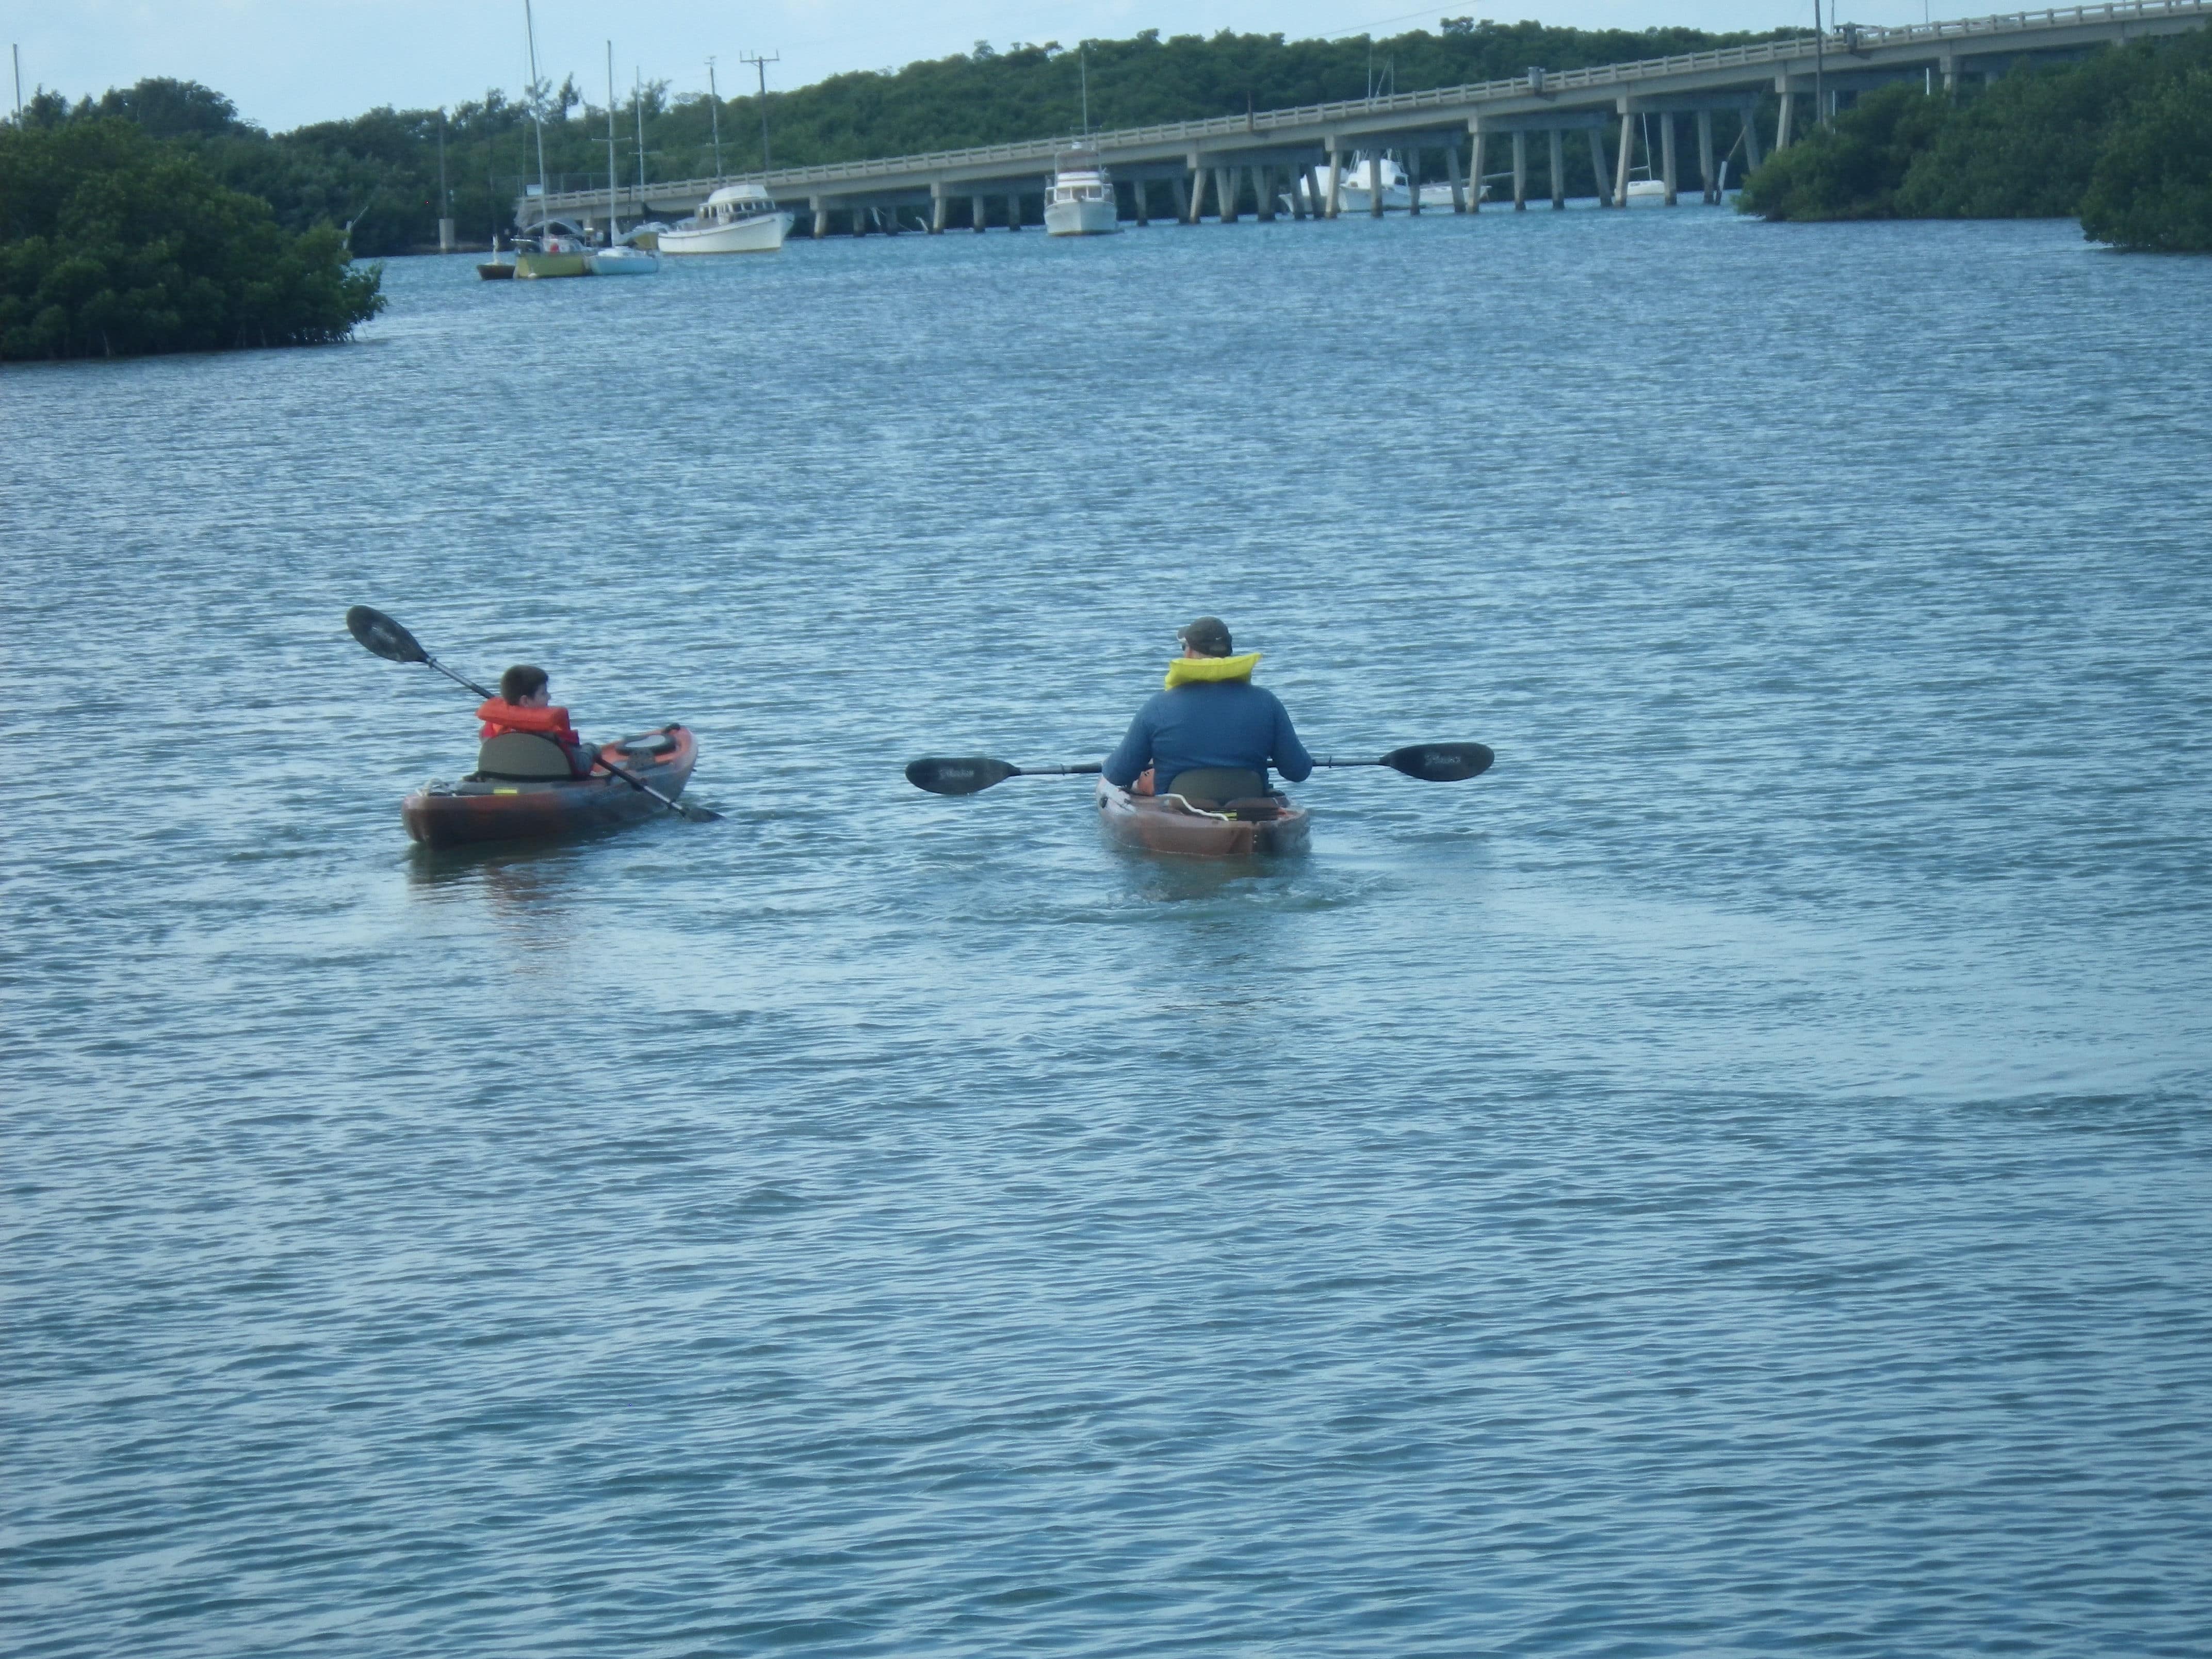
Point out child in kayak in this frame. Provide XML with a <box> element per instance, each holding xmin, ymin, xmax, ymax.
<box><xmin>477</xmin><ymin>665</ymin><xmax>597</xmax><ymax>778</ymax></box>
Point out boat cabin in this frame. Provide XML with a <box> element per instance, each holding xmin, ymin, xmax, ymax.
<box><xmin>696</xmin><ymin>185</ymin><xmax>780</xmax><ymax>225</ymax></box>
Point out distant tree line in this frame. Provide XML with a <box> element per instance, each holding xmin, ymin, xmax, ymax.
<box><xmin>9</xmin><ymin>22</ymin><xmax>1802</xmax><ymax>257</ymax></box>
<box><xmin>0</xmin><ymin>118</ymin><xmax>384</xmax><ymax>362</ymax></box>
<box><xmin>1738</xmin><ymin>29</ymin><xmax>2212</xmax><ymax>250</ymax></box>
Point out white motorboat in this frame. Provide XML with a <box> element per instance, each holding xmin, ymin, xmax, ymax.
<box><xmin>1045</xmin><ymin>148</ymin><xmax>1119</xmax><ymax>236</ymax></box>
<box><xmin>659</xmin><ymin>184</ymin><xmax>793</xmax><ymax>255</ymax></box>
<box><xmin>1624</xmin><ymin>178</ymin><xmax>1669</xmax><ymax>205</ymax></box>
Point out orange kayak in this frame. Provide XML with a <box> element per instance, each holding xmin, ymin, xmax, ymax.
<box><xmin>402</xmin><ymin>725</ymin><xmax>697</xmax><ymax>848</ymax></box>
<box><xmin>1096</xmin><ymin>778</ymin><xmax>1310</xmax><ymax>859</ymax></box>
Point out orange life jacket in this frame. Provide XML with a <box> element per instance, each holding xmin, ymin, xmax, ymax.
<box><xmin>476</xmin><ymin>698</ymin><xmax>582</xmax><ymax>745</ymax></box>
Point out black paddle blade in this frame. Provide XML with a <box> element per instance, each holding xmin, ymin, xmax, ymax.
<box><xmin>906</xmin><ymin>756</ymin><xmax>1018</xmax><ymax>796</ymax></box>
<box><xmin>346</xmin><ymin>606</ymin><xmax>429</xmax><ymax>665</ymax></box>
<box><xmin>1380</xmin><ymin>742</ymin><xmax>1495</xmax><ymax>783</ymax></box>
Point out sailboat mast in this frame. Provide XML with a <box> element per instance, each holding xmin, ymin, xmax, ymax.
<box><xmin>635</xmin><ymin>69</ymin><xmax>646</xmax><ymax>194</ymax></box>
<box><xmin>524</xmin><ymin>0</ymin><xmax>549</xmax><ymax>234</ymax></box>
<box><xmin>1080</xmin><ymin>47</ymin><xmax>1089</xmax><ymax>136</ymax></box>
<box><xmin>707</xmin><ymin>58</ymin><xmax>722</xmax><ymax>181</ymax></box>
<box><xmin>606</xmin><ymin>40</ymin><xmax>617</xmax><ymax>238</ymax></box>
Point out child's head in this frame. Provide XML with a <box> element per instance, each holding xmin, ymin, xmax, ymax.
<box><xmin>500</xmin><ymin>664</ymin><xmax>551</xmax><ymax>706</ymax></box>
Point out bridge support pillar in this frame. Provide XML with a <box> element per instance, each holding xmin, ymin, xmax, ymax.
<box><xmin>1325</xmin><ymin>143</ymin><xmax>1343</xmax><ymax>217</ymax></box>
<box><xmin>1513</xmin><ymin>131</ymin><xmax>1528</xmax><ymax>210</ymax></box>
<box><xmin>930</xmin><ymin>184</ymin><xmax>947</xmax><ymax>234</ymax></box>
<box><xmin>1590</xmin><ymin>128</ymin><xmax>1614</xmax><ymax>205</ymax></box>
<box><xmin>971</xmin><ymin>193</ymin><xmax>986</xmax><ymax>232</ymax></box>
<box><xmin>1217</xmin><ymin>166</ymin><xmax>1239</xmax><ymax>222</ymax></box>
<box><xmin>1256</xmin><ymin>166</ymin><xmax>1278</xmax><ymax>221</ymax></box>
<box><xmin>1776</xmin><ymin>77</ymin><xmax>1796</xmax><ymax>150</ymax></box>
<box><xmin>1407</xmin><ymin>147</ymin><xmax>1423</xmax><ymax>216</ymax></box>
<box><xmin>1005</xmin><ymin>193</ymin><xmax>1021</xmax><ymax>230</ymax></box>
<box><xmin>1662</xmin><ymin>112</ymin><xmax>1679</xmax><ymax>205</ymax></box>
<box><xmin>1370</xmin><ymin>150</ymin><xmax>1386</xmax><ymax>217</ymax></box>
<box><xmin>1744</xmin><ymin>106</ymin><xmax>1764</xmax><ymax>171</ymax></box>
<box><xmin>1469</xmin><ymin>130</ymin><xmax>1486</xmax><ymax>213</ymax></box>
<box><xmin>1550</xmin><ymin>129</ymin><xmax>1567</xmax><ymax>208</ymax></box>
<box><xmin>1290</xmin><ymin>170</ymin><xmax>1309</xmax><ymax>219</ymax></box>
<box><xmin>1698</xmin><ymin>110</ymin><xmax>1717</xmax><ymax>203</ymax></box>
<box><xmin>1131</xmin><ymin>179</ymin><xmax>1149</xmax><ymax>225</ymax></box>
<box><xmin>1172</xmin><ymin>173</ymin><xmax>1192</xmax><ymax>223</ymax></box>
<box><xmin>851</xmin><ymin>203</ymin><xmax>868</xmax><ymax>236</ymax></box>
<box><xmin>1445</xmin><ymin>139</ymin><xmax>1467</xmax><ymax>212</ymax></box>
<box><xmin>1615</xmin><ymin>105</ymin><xmax>1636</xmax><ymax>208</ymax></box>
<box><xmin>810</xmin><ymin>196</ymin><xmax>827</xmax><ymax>238</ymax></box>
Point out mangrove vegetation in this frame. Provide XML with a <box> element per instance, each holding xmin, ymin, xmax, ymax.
<box><xmin>0</xmin><ymin>118</ymin><xmax>385</xmax><ymax>362</ymax></box>
<box><xmin>1737</xmin><ymin>28</ymin><xmax>2212</xmax><ymax>250</ymax></box>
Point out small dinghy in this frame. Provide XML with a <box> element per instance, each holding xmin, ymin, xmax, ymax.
<box><xmin>1096</xmin><ymin>771</ymin><xmax>1310</xmax><ymax>859</ymax></box>
<box><xmin>403</xmin><ymin>726</ymin><xmax>698</xmax><ymax>849</ymax></box>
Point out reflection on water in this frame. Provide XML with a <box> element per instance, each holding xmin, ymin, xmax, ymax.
<box><xmin>5</xmin><ymin>213</ymin><xmax>2211</xmax><ymax>1657</ymax></box>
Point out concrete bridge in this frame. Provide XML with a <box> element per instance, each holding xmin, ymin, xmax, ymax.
<box><xmin>525</xmin><ymin>0</ymin><xmax>2209</xmax><ymax>233</ymax></box>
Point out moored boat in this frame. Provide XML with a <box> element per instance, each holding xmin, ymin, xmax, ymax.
<box><xmin>1097</xmin><ymin>776</ymin><xmax>1310</xmax><ymax>859</ymax></box>
<box><xmin>1045</xmin><ymin>149</ymin><xmax>1120</xmax><ymax>236</ymax></box>
<box><xmin>513</xmin><ymin>227</ymin><xmax>593</xmax><ymax>279</ymax></box>
<box><xmin>659</xmin><ymin>185</ymin><xmax>793</xmax><ymax>255</ymax></box>
<box><xmin>403</xmin><ymin>725</ymin><xmax>697</xmax><ymax>848</ymax></box>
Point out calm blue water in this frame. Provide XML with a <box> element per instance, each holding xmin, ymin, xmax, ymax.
<box><xmin>5</xmin><ymin>206</ymin><xmax>2211</xmax><ymax>1655</ymax></box>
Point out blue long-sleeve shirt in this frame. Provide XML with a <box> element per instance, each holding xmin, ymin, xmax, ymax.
<box><xmin>1102</xmin><ymin>681</ymin><xmax>1315</xmax><ymax>795</ymax></box>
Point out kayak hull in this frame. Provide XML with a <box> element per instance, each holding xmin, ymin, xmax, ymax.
<box><xmin>402</xmin><ymin>725</ymin><xmax>697</xmax><ymax>849</ymax></box>
<box><xmin>1097</xmin><ymin>778</ymin><xmax>1310</xmax><ymax>859</ymax></box>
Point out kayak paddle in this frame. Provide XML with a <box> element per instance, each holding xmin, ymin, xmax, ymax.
<box><xmin>905</xmin><ymin>757</ymin><xmax>1103</xmax><ymax>796</ymax></box>
<box><xmin>904</xmin><ymin>743</ymin><xmax>1492</xmax><ymax>795</ymax></box>
<box><xmin>345</xmin><ymin>605</ymin><xmax>720</xmax><ymax>824</ymax></box>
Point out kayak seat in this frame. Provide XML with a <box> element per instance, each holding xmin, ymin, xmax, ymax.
<box><xmin>477</xmin><ymin>731</ymin><xmax>580</xmax><ymax>780</ymax></box>
<box><xmin>1166</xmin><ymin>767</ymin><xmax>1267</xmax><ymax>807</ymax></box>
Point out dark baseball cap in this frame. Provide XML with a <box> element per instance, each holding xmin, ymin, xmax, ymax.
<box><xmin>1177</xmin><ymin>616</ymin><xmax>1233</xmax><ymax>656</ymax></box>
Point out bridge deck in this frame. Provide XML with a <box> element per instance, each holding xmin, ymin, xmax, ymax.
<box><xmin>526</xmin><ymin>1</ymin><xmax>2208</xmax><ymax>223</ymax></box>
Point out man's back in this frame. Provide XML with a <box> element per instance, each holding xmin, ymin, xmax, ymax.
<box><xmin>1104</xmin><ymin>679</ymin><xmax>1314</xmax><ymax>797</ymax></box>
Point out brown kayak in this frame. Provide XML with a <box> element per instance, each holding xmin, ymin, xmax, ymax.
<box><xmin>1096</xmin><ymin>778</ymin><xmax>1310</xmax><ymax>859</ymax></box>
<box><xmin>402</xmin><ymin>726</ymin><xmax>696</xmax><ymax>849</ymax></box>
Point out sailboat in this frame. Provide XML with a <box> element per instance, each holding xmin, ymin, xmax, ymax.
<box><xmin>589</xmin><ymin>42</ymin><xmax>658</xmax><ymax>273</ymax></box>
<box><xmin>512</xmin><ymin>1</ymin><xmax>590</xmax><ymax>278</ymax></box>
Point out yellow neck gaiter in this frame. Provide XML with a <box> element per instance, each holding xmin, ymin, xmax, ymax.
<box><xmin>1164</xmin><ymin>651</ymin><xmax>1262</xmax><ymax>690</ymax></box>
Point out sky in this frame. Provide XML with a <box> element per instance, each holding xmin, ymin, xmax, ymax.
<box><xmin>10</xmin><ymin>0</ymin><xmax>1942</xmax><ymax>132</ymax></box>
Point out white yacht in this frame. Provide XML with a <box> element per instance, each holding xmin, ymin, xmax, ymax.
<box><xmin>1045</xmin><ymin>150</ymin><xmax>1119</xmax><ymax>236</ymax></box>
<box><xmin>1332</xmin><ymin>154</ymin><xmax>1413</xmax><ymax>214</ymax></box>
<box><xmin>659</xmin><ymin>184</ymin><xmax>793</xmax><ymax>255</ymax></box>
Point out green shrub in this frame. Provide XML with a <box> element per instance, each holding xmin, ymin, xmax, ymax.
<box><xmin>0</xmin><ymin>119</ymin><xmax>384</xmax><ymax>361</ymax></box>
<box><xmin>1736</xmin><ymin>82</ymin><xmax>1951</xmax><ymax>220</ymax></box>
<box><xmin>2079</xmin><ymin>60</ymin><xmax>2212</xmax><ymax>249</ymax></box>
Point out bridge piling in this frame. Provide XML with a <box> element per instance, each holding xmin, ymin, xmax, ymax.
<box><xmin>1662</xmin><ymin>113</ymin><xmax>1679</xmax><ymax>205</ymax></box>
<box><xmin>930</xmin><ymin>184</ymin><xmax>947</xmax><ymax>233</ymax></box>
<box><xmin>1470</xmin><ymin>129</ymin><xmax>1486</xmax><ymax>213</ymax></box>
<box><xmin>1369</xmin><ymin>151</ymin><xmax>1386</xmax><ymax>217</ymax></box>
<box><xmin>1407</xmin><ymin>147</ymin><xmax>1423</xmax><ymax>215</ymax></box>
<box><xmin>1615</xmin><ymin>105</ymin><xmax>1636</xmax><ymax>207</ymax></box>
<box><xmin>1776</xmin><ymin>78</ymin><xmax>1796</xmax><ymax>149</ymax></box>
<box><xmin>1698</xmin><ymin>110</ymin><xmax>1717</xmax><ymax>202</ymax></box>
<box><xmin>1745</xmin><ymin>106</ymin><xmax>1764</xmax><ymax>171</ymax></box>
<box><xmin>1551</xmin><ymin>129</ymin><xmax>1567</xmax><ymax>207</ymax></box>
<box><xmin>1589</xmin><ymin>129</ymin><xmax>1613</xmax><ymax>205</ymax></box>
<box><xmin>1514</xmin><ymin>132</ymin><xmax>1528</xmax><ymax>210</ymax></box>
<box><xmin>1446</xmin><ymin>141</ymin><xmax>1467</xmax><ymax>211</ymax></box>
<box><xmin>1325</xmin><ymin>143</ymin><xmax>1342</xmax><ymax>217</ymax></box>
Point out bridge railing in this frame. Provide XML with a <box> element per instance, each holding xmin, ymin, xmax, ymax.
<box><xmin>533</xmin><ymin>0</ymin><xmax>2207</xmax><ymax>212</ymax></box>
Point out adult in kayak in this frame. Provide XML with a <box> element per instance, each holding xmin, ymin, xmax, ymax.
<box><xmin>476</xmin><ymin>665</ymin><xmax>595</xmax><ymax>778</ymax></box>
<box><xmin>1102</xmin><ymin>616</ymin><xmax>1314</xmax><ymax>801</ymax></box>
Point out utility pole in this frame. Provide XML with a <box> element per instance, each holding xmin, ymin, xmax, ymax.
<box><xmin>1813</xmin><ymin>0</ymin><xmax>1827</xmax><ymax>128</ymax></box>
<box><xmin>707</xmin><ymin>57</ymin><xmax>723</xmax><ymax>180</ymax></box>
<box><xmin>740</xmin><ymin>50</ymin><xmax>777</xmax><ymax>171</ymax></box>
<box><xmin>1079</xmin><ymin>45</ymin><xmax>1089</xmax><ymax>136</ymax></box>
<box><xmin>12</xmin><ymin>44</ymin><xmax>22</xmax><ymax>121</ymax></box>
